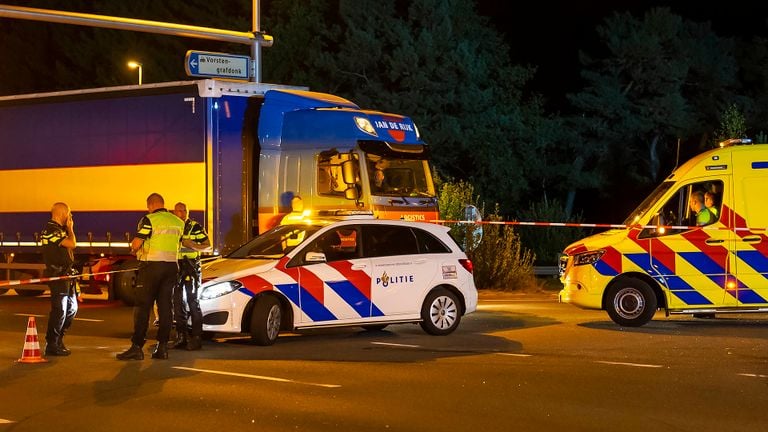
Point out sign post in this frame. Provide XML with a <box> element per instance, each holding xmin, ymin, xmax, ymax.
<box><xmin>185</xmin><ymin>50</ymin><xmax>250</xmax><ymax>80</ymax></box>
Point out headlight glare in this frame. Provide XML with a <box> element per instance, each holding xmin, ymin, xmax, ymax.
<box><xmin>200</xmin><ymin>281</ymin><xmax>242</xmax><ymax>300</ymax></box>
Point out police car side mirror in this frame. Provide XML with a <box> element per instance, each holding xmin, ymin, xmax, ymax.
<box><xmin>305</xmin><ymin>251</ymin><xmax>327</xmax><ymax>263</ymax></box>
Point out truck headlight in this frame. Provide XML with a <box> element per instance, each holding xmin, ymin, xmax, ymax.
<box><xmin>573</xmin><ymin>250</ymin><xmax>605</xmax><ymax>266</ymax></box>
<box><xmin>200</xmin><ymin>281</ymin><xmax>242</xmax><ymax>300</ymax></box>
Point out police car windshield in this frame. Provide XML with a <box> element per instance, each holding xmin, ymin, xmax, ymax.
<box><xmin>227</xmin><ymin>224</ymin><xmax>323</xmax><ymax>259</ymax></box>
<box><xmin>622</xmin><ymin>181</ymin><xmax>675</xmax><ymax>226</ymax></box>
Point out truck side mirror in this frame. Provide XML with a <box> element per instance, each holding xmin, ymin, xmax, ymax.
<box><xmin>345</xmin><ymin>186</ymin><xmax>359</xmax><ymax>201</ymax></box>
<box><xmin>341</xmin><ymin>160</ymin><xmax>358</xmax><ymax>185</ymax></box>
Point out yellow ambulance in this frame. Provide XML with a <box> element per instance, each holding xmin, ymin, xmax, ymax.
<box><xmin>559</xmin><ymin>139</ymin><xmax>768</xmax><ymax>326</ymax></box>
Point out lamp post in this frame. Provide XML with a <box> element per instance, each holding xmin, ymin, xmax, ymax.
<box><xmin>127</xmin><ymin>61</ymin><xmax>143</xmax><ymax>85</ymax></box>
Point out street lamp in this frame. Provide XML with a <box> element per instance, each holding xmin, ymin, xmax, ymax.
<box><xmin>127</xmin><ymin>61</ymin><xmax>143</xmax><ymax>85</ymax></box>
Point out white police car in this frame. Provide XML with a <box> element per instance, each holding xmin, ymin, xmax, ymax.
<box><xmin>198</xmin><ymin>218</ymin><xmax>478</xmax><ymax>345</ymax></box>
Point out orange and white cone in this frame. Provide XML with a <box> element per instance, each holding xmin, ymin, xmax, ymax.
<box><xmin>17</xmin><ymin>316</ymin><xmax>48</xmax><ymax>363</ymax></box>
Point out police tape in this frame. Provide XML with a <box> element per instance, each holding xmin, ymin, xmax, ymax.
<box><xmin>428</xmin><ymin>219</ymin><xmax>762</xmax><ymax>231</ymax></box>
<box><xmin>0</xmin><ymin>256</ymin><xmax>222</xmax><ymax>288</ymax></box>
<box><xmin>0</xmin><ymin>269</ymin><xmax>127</xmax><ymax>288</ymax></box>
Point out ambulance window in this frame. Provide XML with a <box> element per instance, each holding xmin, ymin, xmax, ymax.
<box><xmin>642</xmin><ymin>180</ymin><xmax>723</xmax><ymax>238</ymax></box>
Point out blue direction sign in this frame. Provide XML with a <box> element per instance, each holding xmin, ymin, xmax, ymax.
<box><xmin>185</xmin><ymin>50</ymin><xmax>250</xmax><ymax>80</ymax></box>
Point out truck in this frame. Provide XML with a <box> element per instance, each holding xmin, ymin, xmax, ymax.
<box><xmin>0</xmin><ymin>79</ymin><xmax>438</xmax><ymax>304</ymax></box>
<box><xmin>559</xmin><ymin>139</ymin><xmax>768</xmax><ymax>326</ymax></box>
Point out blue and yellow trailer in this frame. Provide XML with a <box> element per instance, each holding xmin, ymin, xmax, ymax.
<box><xmin>559</xmin><ymin>139</ymin><xmax>768</xmax><ymax>326</ymax></box>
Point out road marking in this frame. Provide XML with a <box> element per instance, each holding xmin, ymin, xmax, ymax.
<box><xmin>371</xmin><ymin>342</ymin><xmax>420</xmax><ymax>348</ymax></box>
<box><xmin>0</xmin><ymin>419</ymin><xmax>14</xmax><ymax>424</ymax></box>
<box><xmin>738</xmin><ymin>373</ymin><xmax>768</xmax><ymax>378</ymax></box>
<box><xmin>595</xmin><ymin>360</ymin><xmax>663</xmax><ymax>368</ymax></box>
<box><xmin>73</xmin><ymin>317</ymin><xmax>103</xmax><ymax>322</ymax></box>
<box><xmin>14</xmin><ymin>313</ymin><xmax>45</xmax><ymax>318</ymax></box>
<box><xmin>496</xmin><ymin>352</ymin><xmax>532</xmax><ymax>357</ymax></box>
<box><xmin>172</xmin><ymin>366</ymin><xmax>341</xmax><ymax>388</ymax></box>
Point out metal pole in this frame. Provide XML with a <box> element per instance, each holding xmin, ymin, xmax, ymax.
<box><xmin>251</xmin><ymin>0</ymin><xmax>261</xmax><ymax>83</ymax></box>
<box><xmin>0</xmin><ymin>4</ymin><xmax>259</xmax><ymax>45</ymax></box>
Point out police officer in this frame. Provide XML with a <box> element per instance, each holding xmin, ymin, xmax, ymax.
<box><xmin>171</xmin><ymin>202</ymin><xmax>211</xmax><ymax>351</ymax></box>
<box><xmin>117</xmin><ymin>193</ymin><xmax>184</xmax><ymax>360</ymax></box>
<box><xmin>41</xmin><ymin>202</ymin><xmax>78</xmax><ymax>356</ymax></box>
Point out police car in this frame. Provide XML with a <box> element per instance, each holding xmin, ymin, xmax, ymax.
<box><xmin>198</xmin><ymin>218</ymin><xmax>478</xmax><ymax>345</ymax></box>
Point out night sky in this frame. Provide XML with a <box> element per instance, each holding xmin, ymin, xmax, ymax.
<box><xmin>476</xmin><ymin>1</ymin><xmax>768</xmax><ymax>106</ymax></box>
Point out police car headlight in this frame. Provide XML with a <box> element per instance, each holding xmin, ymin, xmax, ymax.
<box><xmin>200</xmin><ymin>281</ymin><xmax>242</xmax><ymax>300</ymax></box>
<box><xmin>573</xmin><ymin>250</ymin><xmax>605</xmax><ymax>266</ymax></box>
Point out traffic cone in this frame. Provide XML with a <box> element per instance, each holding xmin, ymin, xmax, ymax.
<box><xmin>17</xmin><ymin>316</ymin><xmax>48</xmax><ymax>364</ymax></box>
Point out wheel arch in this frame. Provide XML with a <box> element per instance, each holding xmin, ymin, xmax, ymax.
<box><xmin>240</xmin><ymin>291</ymin><xmax>294</xmax><ymax>333</ymax></box>
<box><xmin>602</xmin><ymin>272</ymin><xmax>667</xmax><ymax>312</ymax></box>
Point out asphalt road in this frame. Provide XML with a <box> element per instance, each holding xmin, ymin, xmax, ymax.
<box><xmin>0</xmin><ymin>289</ymin><xmax>766</xmax><ymax>432</ymax></box>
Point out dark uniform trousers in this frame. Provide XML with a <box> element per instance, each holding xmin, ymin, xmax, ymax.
<box><xmin>46</xmin><ymin>279</ymin><xmax>78</xmax><ymax>346</ymax></box>
<box><xmin>131</xmin><ymin>261</ymin><xmax>178</xmax><ymax>346</ymax></box>
<box><xmin>174</xmin><ymin>258</ymin><xmax>203</xmax><ymax>337</ymax></box>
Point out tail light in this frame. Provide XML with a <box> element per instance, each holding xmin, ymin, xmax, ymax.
<box><xmin>459</xmin><ymin>259</ymin><xmax>473</xmax><ymax>274</ymax></box>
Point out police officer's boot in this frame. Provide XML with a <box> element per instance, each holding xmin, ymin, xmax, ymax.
<box><xmin>151</xmin><ymin>342</ymin><xmax>169</xmax><ymax>360</ymax></box>
<box><xmin>186</xmin><ymin>335</ymin><xmax>202</xmax><ymax>351</ymax></box>
<box><xmin>116</xmin><ymin>344</ymin><xmax>144</xmax><ymax>361</ymax></box>
<box><xmin>171</xmin><ymin>331</ymin><xmax>188</xmax><ymax>349</ymax></box>
<box><xmin>58</xmin><ymin>337</ymin><xmax>71</xmax><ymax>355</ymax></box>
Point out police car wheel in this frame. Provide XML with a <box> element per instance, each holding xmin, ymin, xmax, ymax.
<box><xmin>250</xmin><ymin>296</ymin><xmax>281</xmax><ymax>346</ymax></box>
<box><xmin>419</xmin><ymin>288</ymin><xmax>461</xmax><ymax>336</ymax></box>
<box><xmin>606</xmin><ymin>278</ymin><xmax>657</xmax><ymax>327</ymax></box>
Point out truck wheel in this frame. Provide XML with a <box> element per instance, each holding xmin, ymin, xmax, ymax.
<box><xmin>250</xmin><ymin>296</ymin><xmax>281</xmax><ymax>346</ymax></box>
<box><xmin>419</xmin><ymin>288</ymin><xmax>461</xmax><ymax>336</ymax></box>
<box><xmin>113</xmin><ymin>266</ymin><xmax>138</xmax><ymax>306</ymax></box>
<box><xmin>16</xmin><ymin>288</ymin><xmax>45</xmax><ymax>297</ymax></box>
<box><xmin>606</xmin><ymin>278</ymin><xmax>657</xmax><ymax>327</ymax></box>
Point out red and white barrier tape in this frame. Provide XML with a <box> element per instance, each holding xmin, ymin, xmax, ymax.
<box><xmin>428</xmin><ymin>219</ymin><xmax>763</xmax><ymax>231</ymax></box>
<box><xmin>0</xmin><ymin>269</ymin><xmax>130</xmax><ymax>288</ymax></box>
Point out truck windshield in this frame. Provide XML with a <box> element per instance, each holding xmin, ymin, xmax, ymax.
<box><xmin>227</xmin><ymin>224</ymin><xmax>324</xmax><ymax>259</ymax></box>
<box><xmin>622</xmin><ymin>181</ymin><xmax>675</xmax><ymax>226</ymax></box>
<box><xmin>365</xmin><ymin>154</ymin><xmax>435</xmax><ymax>197</ymax></box>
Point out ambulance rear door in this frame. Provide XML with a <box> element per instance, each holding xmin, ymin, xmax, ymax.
<box><xmin>729</xmin><ymin>151</ymin><xmax>768</xmax><ymax>306</ymax></box>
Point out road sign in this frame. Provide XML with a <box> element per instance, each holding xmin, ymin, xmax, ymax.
<box><xmin>185</xmin><ymin>50</ymin><xmax>250</xmax><ymax>80</ymax></box>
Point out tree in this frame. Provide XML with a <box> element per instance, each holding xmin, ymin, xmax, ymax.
<box><xmin>566</xmin><ymin>8</ymin><xmax>740</xmax><ymax>219</ymax></box>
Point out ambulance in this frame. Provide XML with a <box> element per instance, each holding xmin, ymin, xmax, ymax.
<box><xmin>559</xmin><ymin>139</ymin><xmax>768</xmax><ymax>326</ymax></box>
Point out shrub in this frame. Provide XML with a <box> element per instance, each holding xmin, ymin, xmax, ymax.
<box><xmin>438</xmin><ymin>179</ymin><xmax>537</xmax><ymax>291</ymax></box>
<box><xmin>517</xmin><ymin>198</ymin><xmax>589</xmax><ymax>266</ymax></box>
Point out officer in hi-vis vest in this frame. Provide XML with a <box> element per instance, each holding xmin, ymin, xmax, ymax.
<box><xmin>117</xmin><ymin>193</ymin><xmax>185</xmax><ymax>361</ymax></box>
<box><xmin>171</xmin><ymin>201</ymin><xmax>211</xmax><ymax>351</ymax></box>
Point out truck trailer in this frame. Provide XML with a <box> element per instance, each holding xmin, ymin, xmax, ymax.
<box><xmin>0</xmin><ymin>79</ymin><xmax>438</xmax><ymax>304</ymax></box>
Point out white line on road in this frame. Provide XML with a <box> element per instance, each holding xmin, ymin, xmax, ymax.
<box><xmin>595</xmin><ymin>360</ymin><xmax>663</xmax><ymax>368</ymax></box>
<box><xmin>0</xmin><ymin>419</ymin><xmax>14</xmax><ymax>424</ymax></box>
<box><xmin>738</xmin><ymin>373</ymin><xmax>768</xmax><ymax>378</ymax></box>
<box><xmin>371</xmin><ymin>342</ymin><xmax>421</xmax><ymax>348</ymax></box>
<box><xmin>172</xmin><ymin>366</ymin><xmax>341</xmax><ymax>388</ymax></box>
<box><xmin>73</xmin><ymin>317</ymin><xmax>104</xmax><ymax>322</ymax></box>
<box><xmin>13</xmin><ymin>313</ymin><xmax>45</xmax><ymax>318</ymax></box>
<box><xmin>496</xmin><ymin>352</ymin><xmax>533</xmax><ymax>357</ymax></box>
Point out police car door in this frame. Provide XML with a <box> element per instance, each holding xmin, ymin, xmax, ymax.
<box><xmin>645</xmin><ymin>179</ymin><xmax>732</xmax><ymax>309</ymax></box>
<box><xmin>363</xmin><ymin>224</ymin><xmax>437</xmax><ymax>317</ymax></box>
<box><xmin>296</xmin><ymin>225</ymin><xmax>372</xmax><ymax>323</ymax></box>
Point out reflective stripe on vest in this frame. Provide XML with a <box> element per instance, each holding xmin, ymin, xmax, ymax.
<box><xmin>139</xmin><ymin>211</ymin><xmax>184</xmax><ymax>262</ymax></box>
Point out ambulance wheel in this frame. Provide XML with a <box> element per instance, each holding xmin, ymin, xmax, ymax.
<box><xmin>420</xmin><ymin>288</ymin><xmax>461</xmax><ymax>335</ymax></box>
<box><xmin>606</xmin><ymin>278</ymin><xmax>657</xmax><ymax>327</ymax></box>
<box><xmin>361</xmin><ymin>324</ymin><xmax>389</xmax><ymax>331</ymax></box>
<box><xmin>250</xmin><ymin>296</ymin><xmax>281</xmax><ymax>346</ymax></box>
